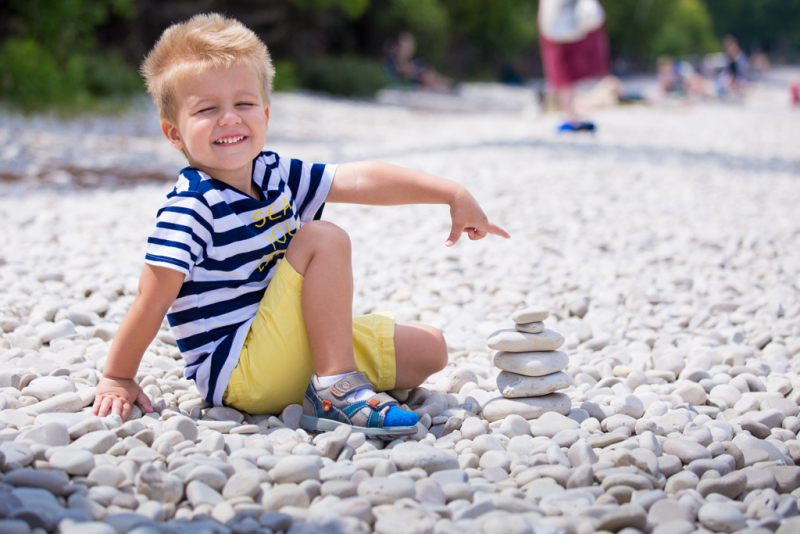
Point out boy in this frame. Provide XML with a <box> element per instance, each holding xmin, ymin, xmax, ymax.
<box><xmin>92</xmin><ymin>14</ymin><xmax>508</xmax><ymax>437</ymax></box>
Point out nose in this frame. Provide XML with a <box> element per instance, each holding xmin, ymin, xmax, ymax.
<box><xmin>218</xmin><ymin>106</ymin><xmax>242</xmax><ymax>127</ymax></box>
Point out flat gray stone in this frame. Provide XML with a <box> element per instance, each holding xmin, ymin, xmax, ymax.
<box><xmin>511</xmin><ymin>306</ymin><xmax>549</xmax><ymax>324</ymax></box>
<box><xmin>50</xmin><ymin>448</ymin><xmax>95</xmax><ymax>475</ymax></box>
<box><xmin>696</xmin><ymin>471</ymin><xmax>746</xmax><ymax>499</ymax></box>
<box><xmin>222</xmin><ymin>470</ymin><xmax>261</xmax><ymax>499</ymax></box>
<box><xmin>390</xmin><ymin>442</ymin><xmax>459</xmax><ymax>474</ymax></box>
<box><xmin>17</xmin><ymin>421</ymin><xmax>68</xmax><ymax>447</ymax></box>
<box><xmin>482</xmin><ymin>392</ymin><xmax>571</xmax><ymax>422</ymax></box>
<box><xmin>70</xmin><ymin>430</ymin><xmax>117</xmax><ymax>454</ymax></box>
<box><xmin>487</xmin><ymin>328</ymin><xmax>564</xmax><ymax>352</ymax></box>
<box><xmin>358</xmin><ymin>476</ymin><xmax>415</xmax><ymax>505</ymax></box>
<box><xmin>19</xmin><ymin>392</ymin><xmax>82</xmax><ymax>416</ymax></box>
<box><xmin>3</xmin><ymin>468</ymin><xmax>68</xmax><ymax>494</ymax></box>
<box><xmin>663</xmin><ymin>438</ymin><xmax>712</xmax><ymax>464</ymax></box>
<box><xmin>374</xmin><ymin>508</ymin><xmax>436</xmax><ymax>534</ymax></box>
<box><xmin>698</xmin><ymin>502</ymin><xmax>746</xmax><ymax>533</ymax></box>
<box><xmin>134</xmin><ymin>463</ymin><xmax>183</xmax><ymax>504</ymax></box>
<box><xmin>261</xmin><ymin>484</ymin><xmax>309</xmax><ymax>511</ymax></box>
<box><xmin>88</xmin><ymin>465</ymin><xmax>126</xmax><ymax>488</ymax></box>
<box><xmin>185</xmin><ymin>480</ymin><xmax>223</xmax><ymax>507</ymax></box>
<box><xmin>270</xmin><ymin>455</ymin><xmax>320</xmax><ymax>483</ymax></box>
<box><xmin>162</xmin><ymin>415</ymin><xmax>197</xmax><ymax>443</ymax></box>
<box><xmin>0</xmin><ymin>442</ymin><xmax>34</xmax><ymax>466</ymax></box>
<box><xmin>515</xmin><ymin>321</ymin><xmax>544</xmax><ymax>334</ymax></box>
<box><xmin>529</xmin><ymin>411</ymin><xmax>580</xmax><ymax>438</ymax></box>
<box><xmin>493</xmin><ymin>350</ymin><xmax>569</xmax><ymax>377</ymax></box>
<box><xmin>496</xmin><ymin>370</ymin><xmax>573</xmax><ymax>398</ymax></box>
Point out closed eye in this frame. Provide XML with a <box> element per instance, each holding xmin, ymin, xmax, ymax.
<box><xmin>196</xmin><ymin>107</ymin><xmax>216</xmax><ymax>114</ymax></box>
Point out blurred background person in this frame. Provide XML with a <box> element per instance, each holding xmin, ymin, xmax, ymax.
<box><xmin>715</xmin><ymin>34</ymin><xmax>750</xmax><ymax>98</ymax></box>
<box><xmin>384</xmin><ymin>32</ymin><xmax>453</xmax><ymax>92</ymax></box>
<box><xmin>538</xmin><ymin>0</ymin><xmax>610</xmax><ymax>132</ymax></box>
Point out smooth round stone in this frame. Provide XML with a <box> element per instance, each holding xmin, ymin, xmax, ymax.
<box><xmin>390</xmin><ymin>442</ymin><xmax>459</xmax><ymax>474</ymax></box>
<box><xmin>479</xmin><ymin>450</ymin><xmax>510</xmax><ymax>471</ymax></box>
<box><xmin>61</xmin><ymin>522</ymin><xmax>116</xmax><ymax>534</ymax></box>
<box><xmin>515</xmin><ymin>322</ymin><xmax>544</xmax><ymax>334</ymax></box>
<box><xmin>493</xmin><ymin>351</ymin><xmax>569</xmax><ymax>377</ymax></box>
<box><xmin>261</xmin><ymin>484</ymin><xmax>309</xmax><ymax>511</ymax></box>
<box><xmin>697</xmin><ymin>502</ymin><xmax>746</xmax><ymax>533</ymax></box>
<box><xmin>50</xmin><ymin>449</ymin><xmax>94</xmax><ymax>475</ymax></box>
<box><xmin>186</xmin><ymin>480</ymin><xmax>223</xmax><ymax>507</ymax></box>
<box><xmin>321</xmin><ymin>480</ymin><xmax>358</xmax><ymax>499</ymax></box>
<box><xmin>596</xmin><ymin>505</ymin><xmax>647</xmax><ymax>532</ymax></box>
<box><xmin>270</xmin><ymin>455</ymin><xmax>320</xmax><ymax>483</ymax></box>
<box><xmin>696</xmin><ymin>470</ymin><xmax>747</xmax><ymax>499</ymax></box>
<box><xmin>673</xmin><ymin>382</ymin><xmax>707</xmax><ymax>405</ymax></box>
<box><xmin>482</xmin><ymin>393</ymin><xmax>571</xmax><ymax>422</ymax></box>
<box><xmin>185</xmin><ymin>465</ymin><xmax>227</xmax><ymax>491</ymax></box>
<box><xmin>134</xmin><ymin>464</ymin><xmax>183</xmax><ymax>504</ymax></box>
<box><xmin>663</xmin><ymin>438</ymin><xmax>712</xmax><ymax>464</ymax></box>
<box><xmin>511</xmin><ymin>306</ymin><xmax>549</xmax><ymax>324</ymax></box>
<box><xmin>88</xmin><ymin>465</ymin><xmax>126</xmax><ymax>488</ymax></box>
<box><xmin>17</xmin><ymin>421</ymin><xmax>69</xmax><ymax>447</ymax></box>
<box><xmin>487</xmin><ymin>329</ymin><xmax>564</xmax><ymax>352</ymax></box>
<box><xmin>70</xmin><ymin>430</ymin><xmax>117</xmax><ymax>454</ymax></box>
<box><xmin>222</xmin><ymin>470</ymin><xmax>261</xmax><ymax>499</ymax></box>
<box><xmin>649</xmin><ymin>499</ymin><xmax>694</xmax><ymax>524</ymax></box>
<box><xmin>529</xmin><ymin>411</ymin><xmax>580</xmax><ymax>438</ymax></box>
<box><xmin>496</xmin><ymin>370</ymin><xmax>573</xmax><ymax>398</ymax></box>
<box><xmin>498</xmin><ymin>414</ymin><xmax>531</xmax><ymax>438</ymax></box>
<box><xmin>460</xmin><ymin>417</ymin><xmax>487</xmax><ymax>440</ymax></box>
<box><xmin>374</xmin><ymin>508</ymin><xmax>436</xmax><ymax>534</ymax></box>
<box><xmin>162</xmin><ymin>415</ymin><xmax>197</xmax><ymax>443</ymax></box>
<box><xmin>3</xmin><ymin>468</ymin><xmax>69</xmax><ymax>494</ymax></box>
<box><xmin>357</xmin><ymin>476</ymin><xmax>415</xmax><ymax>506</ymax></box>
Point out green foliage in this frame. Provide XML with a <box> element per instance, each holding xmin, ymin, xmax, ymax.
<box><xmin>705</xmin><ymin>0</ymin><xmax>800</xmax><ymax>55</ymax></box>
<box><xmin>291</xmin><ymin>0</ymin><xmax>372</xmax><ymax>20</ymax></box>
<box><xmin>443</xmin><ymin>0</ymin><xmax>538</xmax><ymax>60</ymax></box>
<box><xmin>273</xmin><ymin>60</ymin><xmax>299</xmax><ymax>92</ymax></box>
<box><xmin>295</xmin><ymin>57</ymin><xmax>389</xmax><ymax>97</ymax></box>
<box><xmin>650</xmin><ymin>0</ymin><xmax>718</xmax><ymax>57</ymax></box>
<box><xmin>382</xmin><ymin>0</ymin><xmax>450</xmax><ymax>39</ymax></box>
<box><xmin>604</xmin><ymin>0</ymin><xmax>719</xmax><ymax>61</ymax></box>
<box><xmin>0</xmin><ymin>0</ymin><xmax>140</xmax><ymax>113</ymax></box>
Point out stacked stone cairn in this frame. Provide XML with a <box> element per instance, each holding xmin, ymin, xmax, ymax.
<box><xmin>482</xmin><ymin>305</ymin><xmax>573</xmax><ymax>422</ymax></box>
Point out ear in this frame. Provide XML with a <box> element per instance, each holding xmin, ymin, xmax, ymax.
<box><xmin>264</xmin><ymin>106</ymin><xmax>270</xmax><ymax>124</ymax></box>
<box><xmin>161</xmin><ymin>120</ymin><xmax>185</xmax><ymax>150</ymax></box>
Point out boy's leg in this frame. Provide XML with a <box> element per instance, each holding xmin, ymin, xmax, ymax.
<box><xmin>284</xmin><ymin>221</ymin><xmax>356</xmax><ymax>376</ymax></box>
<box><xmin>393</xmin><ymin>323</ymin><xmax>448</xmax><ymax>390</ymax></box>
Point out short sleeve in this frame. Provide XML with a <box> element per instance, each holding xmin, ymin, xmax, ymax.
<box><xmin>279</xmin><ymin>157</ymin><xmax>337</xmax><ymax>225</ymax></box>
<box><xmin>144</xmin><ymin>193</ymin><xmax>214</xmax><ymax>276</ymax></box>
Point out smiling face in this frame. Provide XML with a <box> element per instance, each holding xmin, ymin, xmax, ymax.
<box><xmin>161</xmin><ymin>63</ymin><xmax>269</xmax><ymax>193</ymax></box>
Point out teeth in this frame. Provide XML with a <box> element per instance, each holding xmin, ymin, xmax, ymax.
<box><xmin>216</xmin><ymin>136</ymin><xmax>244</xmax><ymax>144</ymax></box>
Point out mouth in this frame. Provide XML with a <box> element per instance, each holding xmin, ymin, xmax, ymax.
<box><xmin>213</xmin><ymin>135</ymin><xmax>246</xmax><ymax>145</ymax></box>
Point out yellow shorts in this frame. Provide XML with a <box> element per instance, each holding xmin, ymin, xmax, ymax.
<box><xmin>222</xmin><ymin>258</ymin><xmax>396</xmax><ymax>414</ymax></box>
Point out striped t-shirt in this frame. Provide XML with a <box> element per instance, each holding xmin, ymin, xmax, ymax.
<box><xmin>144</xmin><ymin>151</ymin><xmax>337</xmax><ymax>405</ymax></box>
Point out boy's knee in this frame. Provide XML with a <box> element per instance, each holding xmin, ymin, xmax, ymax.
<box><xmin>298</xmin><ymin>220</ymin><xmax>350</xmax><ymax>250</ymax></box>
<box><xmin>422</xmin><ymin>326</ymin><xmax>448</xmax><ymax>374</ymax></box>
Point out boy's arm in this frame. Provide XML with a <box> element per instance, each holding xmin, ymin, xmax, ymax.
<box><xmin>92</xmin><ymin>264</ymin><xmax>184</xmax><ymax>420</ymax></box>
<box><xmin>327</xmin><ymin>161</ymin><xmax>510</xmax><ymax>246</ymax></box>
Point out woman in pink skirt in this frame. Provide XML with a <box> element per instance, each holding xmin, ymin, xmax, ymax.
<box><xmin>539</xmin><ymin>0</ymin><xmax>610</xmax><ymax>132</ymax></box>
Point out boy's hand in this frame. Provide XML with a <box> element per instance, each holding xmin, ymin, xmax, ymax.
<box><xmin>446</xmin><ymin>187</ymin><xmax>510</xmax><ymax>246</ymax></box>
<box><xmin>93</xmin><ymin>376</ymin><xmax>154</xmax><ymax>420</ymax></box>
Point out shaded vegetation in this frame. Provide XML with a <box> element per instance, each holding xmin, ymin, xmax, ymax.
<box><xmin>0</xmin><ymin>0</ymin><xmax>797</xmax><ymax>112</ymax></box>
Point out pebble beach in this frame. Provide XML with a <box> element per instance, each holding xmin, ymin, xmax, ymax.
<box><xmin>1</xmin><ymin>70</ymin><xmax>800</xmax><ymax>534</ymax></box>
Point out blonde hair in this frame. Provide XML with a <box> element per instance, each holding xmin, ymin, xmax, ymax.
<box><xmin>141</xmin><ymin>13</ymin><xmax>275</xmax><ymax>123</ymax></box>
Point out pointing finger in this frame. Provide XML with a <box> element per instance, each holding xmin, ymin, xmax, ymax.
<box><xmin>487</xmin><ymin>222</ymin><xmax>510</xmax><ymax>239</ymax></box>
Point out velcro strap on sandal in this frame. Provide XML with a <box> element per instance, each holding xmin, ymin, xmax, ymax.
<box><xmin>329</xmin><ymin>372</ymin><xmax>373</xmax><ymax>398</ymax></box>
<box><xmin>367</xmin><ymin>393</ymin><xmax>399</xmax><ymax>410</ymax></box>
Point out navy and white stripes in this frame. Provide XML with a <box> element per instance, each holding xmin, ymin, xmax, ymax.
<box><xmin>144</xmin><ymin>151</ymin><xmax>336</xmax><ymax>405</ymax></box>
